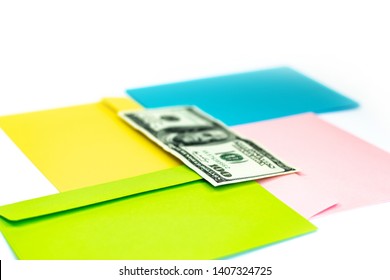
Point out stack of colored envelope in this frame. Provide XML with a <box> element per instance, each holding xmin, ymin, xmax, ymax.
<box><xmin>126</xmin><ymin>66</ymin><xmax>390</xmax><ymax>218</ymax></box>
<box><xmin>2</xmin><ymin>66</ymin><xmax>388</xmax><ymax>260</ymax></box>
<box><xmin>0</xmin><ymin>98</ymin><xmax>315</xmax><ymax>259</ymax></box>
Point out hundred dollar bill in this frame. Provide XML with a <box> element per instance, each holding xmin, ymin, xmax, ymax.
<box><xmin>119</xmin><ymin>106</ymin><xmax>297</xmax><ymax>186</ymax></box>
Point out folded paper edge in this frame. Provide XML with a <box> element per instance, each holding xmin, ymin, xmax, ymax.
<box><xmin>0</xmin><ymin>166</ymin><xmax>200</xmax><ymax>222</ymax></box>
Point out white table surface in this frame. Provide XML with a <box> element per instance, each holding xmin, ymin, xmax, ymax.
<box><xmin>1</xmin><ymin>1</ymin><xmax>390</xmax><ymax>279</ymax></box>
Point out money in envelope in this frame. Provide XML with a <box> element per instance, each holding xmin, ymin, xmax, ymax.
<box><xmin>119</xmin><ymin>106</ymin><xmax>297</xmax><ymax>186</ymax></box>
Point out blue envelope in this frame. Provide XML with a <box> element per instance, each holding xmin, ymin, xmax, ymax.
<box><xmin>126</xmin><ymin>67</ymin><xmax>359</xmax><ymax>125</ymax></box>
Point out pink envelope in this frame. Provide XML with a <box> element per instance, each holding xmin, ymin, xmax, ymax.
<box><xmin>233</xmin><ymin>113</ymin><xmax>390</xmax><ymax>218</ymax></box>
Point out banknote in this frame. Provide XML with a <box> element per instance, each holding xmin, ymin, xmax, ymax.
<box><xmin>119</xmin><ymin>106</ymin><xmax>297</xmax><ymax>186</ymax></box>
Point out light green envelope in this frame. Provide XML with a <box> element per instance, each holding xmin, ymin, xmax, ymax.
<box><xmin>0</xmin><ymin>166</ymin><xmax>316</xmax><ymax>260</ymax></box>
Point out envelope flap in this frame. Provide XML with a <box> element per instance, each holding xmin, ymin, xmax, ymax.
<box><xmin>0</xmin><ymin>166</ymin><xmax>200</xmax><ymax>222</ymax></box>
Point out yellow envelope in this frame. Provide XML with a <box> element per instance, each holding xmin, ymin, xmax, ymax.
<box><xmin>0</xmin><ymin>98</ymin><xmax>316</xmax><ymax>259</ymax></box>
<box><xmin>0</xmin><ymin>98</ymin><xmax>181</xmax><ymax>191</ymax></box>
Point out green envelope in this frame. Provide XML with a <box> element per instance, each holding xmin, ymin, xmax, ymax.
<box><xmin>0</xmin><ymin>166</ymin><xmax>316</xmax><ymax>260</ymax></box>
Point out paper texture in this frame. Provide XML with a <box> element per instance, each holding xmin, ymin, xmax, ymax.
<box><xmin>126</xmin><ymin>67</ymin><xmax>358</xmax><ymax>125</ymax></box>
<box><xmin>233</xmin><ymin>113</ymin><xmax>390</xmax><ymax>216</ymax></box>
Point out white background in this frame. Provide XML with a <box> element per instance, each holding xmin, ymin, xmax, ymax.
<box><xmin>1</xmin><ymin>1</ymin><xmax>390</xmax><ymax>279</ymax></box>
